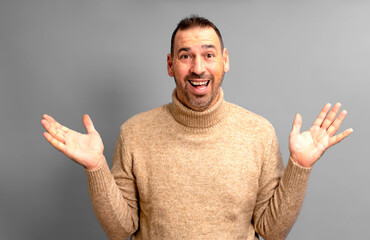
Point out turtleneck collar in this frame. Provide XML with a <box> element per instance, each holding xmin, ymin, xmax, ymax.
<box><xmin>169</xmin><ymin>88</ymin><xmax>230</xmax><ymax>128</ymax></box>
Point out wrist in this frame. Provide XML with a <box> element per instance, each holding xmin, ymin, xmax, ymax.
<box><xmin>290</xmin><ymin>154</ymin><xmax>313</xmax><ymax>168</ymax></box>
<box><xmin>85</xmin><ymin>155</ymin><xmax>105</xmax><ymax>171</ymax></box>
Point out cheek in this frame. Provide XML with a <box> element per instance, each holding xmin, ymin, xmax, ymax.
<box><xmin>173</xmin><ymin>65</ymin><xmax>186</xmax><ymax>86</ymax></box>
<box><xmin>174</xmin><ymin>63</ymin><xmax>189</xmax><ymax>78</ymax></box>
<box><xmin>209</xmin><ymin>62</ymin><xmax>224</xmax><ymax>76</ymax></box>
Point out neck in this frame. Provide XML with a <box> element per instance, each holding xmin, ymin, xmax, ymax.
<box><xmin>176</xmin><ymin>90</ymin><xmax>221</xmax><ymax>112</ymax></box>
<box><xmin>170</xmin><ymin>88</ymin><xmax>229</xmax><ymax>128</ymax></box>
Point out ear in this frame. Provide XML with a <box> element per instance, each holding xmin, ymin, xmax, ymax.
<box><xmin>222</xmin><ymin>48</ymin><xmax>230</xmax><ymax>73</ymax></box>
<box><xmin>167</xmin><ymin>54</ymin><xmax>174</xmax><ymax>77</ymax></box>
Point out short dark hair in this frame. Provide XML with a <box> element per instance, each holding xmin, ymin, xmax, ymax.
<box><xmin>170</xmin><ymin>15</ymin><xmax>224</xmax><ymax>56</ymax></box>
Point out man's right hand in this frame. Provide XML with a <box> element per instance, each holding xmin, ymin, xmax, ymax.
<box><xmin>41</xmin><ymin>114</ymin><xmax>104</xmax><ymax>171</ymax></box>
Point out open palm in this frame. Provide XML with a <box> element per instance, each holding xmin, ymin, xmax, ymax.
<box><xmin>289</xmin><ymin>103</ymin><xmax>353</xmax><ymax>168</ymax></box>
<box><xmin>41</xmin><ymin>114</ymin><xmax>104</xmax><ymax>170</ymax></box>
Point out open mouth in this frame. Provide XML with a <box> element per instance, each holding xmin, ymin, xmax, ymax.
<box><xmin>188</xmin><ymin>80</ymin><xmax>210</xmax><ymax>88</ymax></box>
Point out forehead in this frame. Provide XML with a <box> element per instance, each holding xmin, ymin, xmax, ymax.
<box><xmin>174</xmin><ymin>27</ymin><xmax>221</xmax><ymax>52</ymax></box>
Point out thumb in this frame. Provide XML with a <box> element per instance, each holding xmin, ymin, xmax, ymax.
<box><xmin>83</xmin><ymin>114</ymin><xmax>97</xmax><ymax>134</ymax></box>
<box><xmin>291</xmin><ymin>113</ymin><xmax>302</xmax><ymax>136</ymax></box>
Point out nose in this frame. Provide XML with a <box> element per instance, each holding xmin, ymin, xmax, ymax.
<box><xmin>191</xmin><ymin>55</ymin><xmax>205</xmax><ymax>75</ymax></box>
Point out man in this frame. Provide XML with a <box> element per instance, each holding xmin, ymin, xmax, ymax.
<box><xmin>41</xmin><ymin>16</ymin><xmax>353</xmax><ymax>240</ymax></box>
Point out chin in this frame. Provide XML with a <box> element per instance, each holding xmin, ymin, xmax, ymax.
<box><xmin>188</xmin><ymin>96</ymin><xmax>213</xmax><ymax>111</ymax></box>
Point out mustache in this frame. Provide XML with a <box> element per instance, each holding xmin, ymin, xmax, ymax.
<box><xmin>185</xmin><ymin>73</ymin><xmax>213</xmax><ymax>81</ymax></box>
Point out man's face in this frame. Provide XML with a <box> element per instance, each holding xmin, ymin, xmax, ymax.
<box><xmin>167</xmin><ymin>27</ymin><xmax>229</xmax><ymax>111</ymax></box>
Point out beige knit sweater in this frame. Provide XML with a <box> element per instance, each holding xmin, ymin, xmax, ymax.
<box><xmin>86</xmin><ymin>89</ymin><xmax>311</xmax><ymax>240</ymax></box>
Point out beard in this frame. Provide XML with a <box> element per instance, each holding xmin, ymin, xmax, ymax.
<box><xmin>174</xmin><ymin>72</ymin><xmax>224</xmax><ymax>111</ymax></box>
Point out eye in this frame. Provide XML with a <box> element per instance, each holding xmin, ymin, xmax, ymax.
<box><xmin>206</xmin><ymin>53</ymin><xmax>215</xmax><ymax>58</ymax></box>
<box><xmin>180</xmin><ymin>54</ymin><xmax>190</xmax><ymax>60</ymax></box>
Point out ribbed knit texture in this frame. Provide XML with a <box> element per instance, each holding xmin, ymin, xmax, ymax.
<box><xmin>86</xmin><ymin>89</ymin><xmax>311</xmax><ymax>240</ymax></box>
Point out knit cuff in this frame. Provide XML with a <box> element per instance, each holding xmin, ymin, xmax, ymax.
<box><xmin>85</xmin><ymin>160</ymin><xmax>113</xmax><ymax>194</ymax></box>
<box><xmin>281</xmin><ymin>157</ymin><xmax>312</xmax><ymax>191</ymax></box>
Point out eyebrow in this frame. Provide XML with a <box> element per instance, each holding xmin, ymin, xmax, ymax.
<box><xmin>177</xmin><ymin>44</ymin><xmax>217</xmax><ymax>54</ymax></box>
<box><xmin>202</xmin><ymin>44</ymin><xmax>216</xmax><ymax>50</ymax></box>
<box><xmin>178</xmin><ymin>47</ymin><xmax>191</xmax><ymax>54</ymax></box>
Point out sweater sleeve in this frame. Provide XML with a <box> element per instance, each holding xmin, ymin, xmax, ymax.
<box><xmin>253</xmin><ymin>129</ymin><xmax>311</xmax><ymax>240</ymax></box>
<box><xmin>85</xmin><ymin>129</ymin><xmax>139</xmax><ymax>240</ymax></box>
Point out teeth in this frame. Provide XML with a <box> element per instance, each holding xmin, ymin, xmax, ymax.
<box><xmin>190</xmin><ymin>81</ymin><xmax>208</xmax><ymax>86</ymax></box>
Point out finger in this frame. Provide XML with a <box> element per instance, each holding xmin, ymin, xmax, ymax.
<box><xmin>42</xmin><ymin>114</ymin><xmax>69</xmax><ymax>133</ymax></box>
<box><xmin>290</xmin><ymin>113</ymin><xmax>302</xmax><ymax>136</ymax></box>
<box><xmin>313</xmin><ymin>103</ymin><xmax>331</xmax><ymax>127</ymax></box>
<box><xmin>83</xmin><ymin>114</ymin><xmax>97</xmax><ymax>134</ymax></box>
<box><xmin>321</xmin><ymin>103</ymin><xmax>341</xmax><ymax>129</ymax></box>
<box><xmin>41</xmin><ymin>118</ymin><xmax>66</xmax><ymax>143</ymax></box>
<box><xmin>41</xmin><ymin>118</ymin><xmax>50</xmax><ymax>131</ymax></box>
<box><xmin>42</xmin><ymin>114</ymin><xmax>54</xmax><ymax>123</ymax></box>
<box><xmin>327</xmin><ymin>110</ymin><xmax>348</xmax><ymax>136</ymax></box>
<box><xmin>328</xmin><ymin>128</ymin><xmax>353</xmax><ymax>148</ymax></box>
<box><xmin>43</xmin><ymin>114</ymin><xmax>59</xmax><ymax>127</ymax></box>
<box><xmin>41</xmin><ymin>118</ymin><xmax>58</xmax><ymax>137</ymax></box>
<box><xmin>43</xmin><ymin>132</ymin><xmax>67</xmax><ymax>153</ymax></box>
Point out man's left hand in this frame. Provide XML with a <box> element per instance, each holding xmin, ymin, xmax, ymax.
<box><xmin>289</xmin><ymin>103</ymin><xmax>353</xmax><ymax>168</ymax></box>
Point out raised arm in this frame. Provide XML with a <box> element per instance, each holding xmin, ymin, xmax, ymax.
<box><xmin>41</xmin><ymin>114</ymin><xmax>104</xmax><ymax>170</ymax></box>
<box><xmin>254</xmin><ymin>103</ymin><xmax>353</xmax><ymax>240</ymax></box>
<box><xmin>41</xmin><ymin>114</ymin><xmax>139</xmax><ymax>239</ymax></box>
<box><xmin>42</xmin><ymin>114</ymin><xmax>139</xmax><ymax>238</ymax></box>
<box><xmin>289</xmin><ymin>103</ymin><xmax>353</xmax><ymax>168</ymax></box>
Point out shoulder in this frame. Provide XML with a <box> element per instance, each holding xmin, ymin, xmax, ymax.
<box><xmin>226</xmin><ymin>102</ymin><xmax>276</xmax><ymax>135</ymax></box>
<box><xmin>119</xmin><ymin>104</ymin><xmax>171</xmax><ymax>136</ymax></box>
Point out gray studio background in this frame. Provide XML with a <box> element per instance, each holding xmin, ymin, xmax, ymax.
<box><xmin>0</xmin><ymin>0</ymin><xmax>368</xmax><ymax>239</ymax></box>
